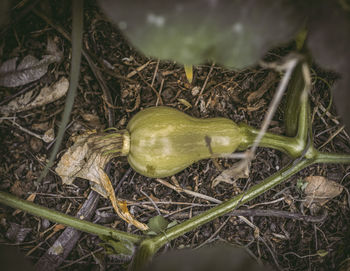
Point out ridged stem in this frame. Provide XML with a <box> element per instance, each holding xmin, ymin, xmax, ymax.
<box><xmin>0</xmin><ymin>191</ymin><xmax>141</xmax><ymax>244</ymax></box>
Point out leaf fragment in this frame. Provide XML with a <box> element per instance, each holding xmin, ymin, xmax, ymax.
<box><xmin>147</xmin><ymin>215</ymin><xmax>169</xmax><ymax>234</ymax></box>
<box><xmin>0</xmin><ymin>77</ymin><xmax>69</xmax><ymax>115</ymax></box>
<box><xmin>0</xmin><ymin>38</ymin><xmax>62</xmax><ymax>87</ymax></box>
<box><xmin>303</xmin><ymin>176</ymin><xmax>343</xmax><ymax>208</ymax></box>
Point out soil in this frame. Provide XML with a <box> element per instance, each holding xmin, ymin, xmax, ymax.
<box><xmin>1</xmin><ymin>1</ymin><xmax>350</xmax><ymax>270</ymax></box>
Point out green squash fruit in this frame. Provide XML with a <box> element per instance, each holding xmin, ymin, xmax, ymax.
<box><xmin>126</xmin><ymin>106</ymin><xmax>243</xmax><ymax>178</ymax></box>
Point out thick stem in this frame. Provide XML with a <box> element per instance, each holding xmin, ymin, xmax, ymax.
<box><xmin>131</xmin><ymin>158</ymin><xmax>312</xmax><ymax>269</ymax></box>
<box><xmin>238</xmin><ymin>79</ymin><xmax>310</xmax><ymax>158</ymax></box>
<box><xmin>315</xmin><ymin>151</ymin><xmax>350</xmax><ymax>164</ymax></box>
<box><xmin>239</xmin><ymin>124</ymin><xmax>303</xmax><ymax>158</ymax></box>
<box><xmin>0</xmin><ymin>191</ymin><xmax>141</xmax><ymax>244</ymax></box>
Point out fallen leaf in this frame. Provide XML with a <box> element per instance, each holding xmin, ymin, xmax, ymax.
<box><xmin>55</xmin><ymin>130</ymin><xmax>148</xmax><ymax>231</ymax></box>
<box><xmin>48</xmin><ymin>242</ymin><xmax>64</xmax><ymax>256</ymax></box>
<box><xmin>0</xmin><ymin>38</ymin><xmax>62</xmax><ymax>87</ymax></box>
<box><xmin>0</xmin><ymin>77</ymin><xmax>69</xmax><ymax>115</ymax></box>
<box><xmin>303</xmin><ymin>176</ymin><xmax>343</xmax><ymax>208</ymax></box>
<box><xmin>212</xmin><ymin>160</ymin><xmax>250</xmax><ymax>188</ymax></box>
<box><xmin>53</xmin><ymin>224</ymin><xmax>66</xmax><ymax>232</ymax></box>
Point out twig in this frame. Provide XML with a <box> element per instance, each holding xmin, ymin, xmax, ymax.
<box><xmin>155</xmin><ymin>178</ymin><xmax>221</xmax><ymax>204</ymax></box>
<box><xmin>194</xmin><ymin>62</ymin><xmax>215</xmax><ymax>106</ymax></box>
<box><xmin>155</xmin><ymin>179</ymin><xmax>262</xmax><ymax>239</ymax></box>
<box><xmin>140</xmin><ymin>190</ymin><xmax>161</xmax><ymax>215</ymax></box>
<box><xmin>319</xmin><ymin>125</ymin><xmax>345</xmax><ymax>149</ymax></box>
<box><xmin>114</xmin><ymin>167</ymin><xmax>133</xmax><ymax>193</ymax></box>
<box><xmin>34</xmin><ymin>191</ymin><xmax>101</xmax><ymax>271</ymax></box>
<box><xmin>151</xmin><ymin>59</ymin><xmax>160</xmax><ymax>87</ymax></box>
<box><xmin>8</xmin><ymin>119</ymin><xmax>44</xmax><ymax>141</ymax></box>
<box><xmin>58</xmin><ymin>247</ymin><xmax>104</xmax><ymax>270</ymax></box>
<box><xmin>194</xmin><ymin>217</ymin><xmax>230</xmax><ymax>249</ymax></box>
<box><xmin>134</xmin><ymin>69</ymin><xmax>163</xmax><ymax>105</ymax></box>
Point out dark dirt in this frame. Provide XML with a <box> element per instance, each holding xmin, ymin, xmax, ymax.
<box><xmin>0</xmin><ymin>1</ymin><xmax>350</xmax><ymax>271</ymax></box>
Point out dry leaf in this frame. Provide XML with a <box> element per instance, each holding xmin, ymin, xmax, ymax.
<box><xmin>212</xmin><ymin>160</ymin><xmax>251</xmax><ymax>188</ymax></box>
<box><xmin>0</xmin><ymin>38</ymin><xmax>62</xmax><ymax>87</ymax></box>
<box><xmin>303</xmin><ymin>176</ymin><xmax>343</xmax><ymax>208</ymax></box>
<box><xmin>0</xmin><ymin>77</ymin><xmax>69</xmax><ymax>115</ymax></box>
<box><xmin>53</xmin><ymin>224</ymin><xmax>66</xmax><ymax>232</ymax></box>
<box><xmin>184</xmin><ymin>64</ymin><xmax>193</xmax><ymax>84</ymax></box>
<box><xmin>55</xmin><ymin>130</ymin><xmax>148</xmax><ymax>231</ymax></box>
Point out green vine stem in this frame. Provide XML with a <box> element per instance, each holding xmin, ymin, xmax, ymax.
<box><xmin>0</xmin><ymin>191</ymin><xmax>141</xmax><ymax>244</ymax></box>
<box><xmin>130</xmin><ymin>158</ymin><xmax>312</xmax><ymax>270</ymax></box>
<box><xmin>239</xmin><ymin>81</ymin><xmax>309</xmax><ymax>158</ymax></box>
<box><xmin>130</xmin><ymin>147</ymin><xmax>350</xmax><ymax>270</ymax></box>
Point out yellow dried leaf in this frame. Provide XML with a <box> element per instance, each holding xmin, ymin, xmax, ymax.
<box><xmin>184</xmin><ymin>64</ymin><xmax>193</xmax><ymax>84</ymax></box>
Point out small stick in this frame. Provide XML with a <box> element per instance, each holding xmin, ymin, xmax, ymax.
<box><xmin>155</xmin><ymin>178</ymin><xmax>221</xmax><ymax>204</ymax></box>
<box><xmin>195</xmin><ymin>63</ymin><xmax>215</xmax><ymax>106</ymax></box>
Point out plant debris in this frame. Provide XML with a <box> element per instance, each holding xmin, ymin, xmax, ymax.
<box><xmin>0</xmin><ymin>38</ymin><xmax>63</xmax><ymax>88</ymax></box>
<box><xmin>303</xmin><ymin>175</ymin><xmax>343</xmax><ymax>209</ymax></box>
<box><xmin>55</xmin><ymin>130</ymin><xmax>148</xmax><ymax>231</ymax></box>
<box><xmin>0</xmin><ymin>77</ymin><xmax>69</xmax><ymax>115</ymax></box>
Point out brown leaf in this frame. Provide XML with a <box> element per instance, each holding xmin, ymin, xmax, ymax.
<box><xmin>212</xmin><ymin>160</ymin><xmax>250</xmax><ymax>188</ymax></box>
<box><xmin>303</xmin><ymin>176</ymin><xmax>343</xmax><ymax>208</ymax></box>
<box><xmin>0</xmin><ymin>77</ymin><xmax>69</xmax><ymax>115</ymax></box>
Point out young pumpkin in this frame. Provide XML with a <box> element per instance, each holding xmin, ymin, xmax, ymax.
<box><xmin>126</xmin><ymin>106</ymin><xmax>244</xmax><ymax>178</ymax></box>
<box><xmin>104</xmin><ymin>106</ymin><xmax>295</xmax><ymax>178</ymax></box>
